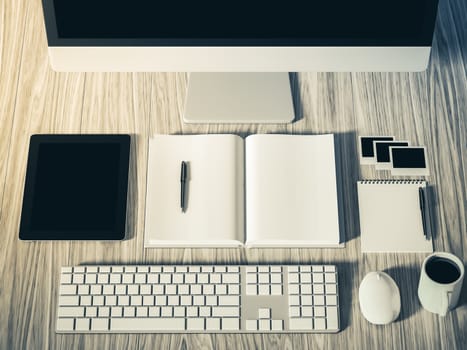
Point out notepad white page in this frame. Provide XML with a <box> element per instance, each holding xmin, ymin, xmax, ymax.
<box><xmin>357</xmin><ymin>181</ymin><xmax>433</xmax><ymax>253</ymax></box>
<box><xmin>144</xmin><ymin>135</ymin><xmax>244</xmax><ymax>247</ymax></box>
<box><xmin>245</xmin><ymin>134</ymin><xmax>341</xmax><ymax>247</ymax></box>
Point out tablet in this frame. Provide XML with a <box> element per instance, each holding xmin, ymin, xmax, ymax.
<box><xmin>19</xmin><ymin>134</ymin><xmax>130</xmax><ymax>240</ymax></box>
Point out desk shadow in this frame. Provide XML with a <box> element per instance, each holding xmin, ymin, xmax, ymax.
<box><xmin>425</xmin><ymin>185</ymin><xmax>439</xmax><ymax>243</ymax></box>
<box><xmin>385</xmin><ymin>266</ymin><xmax>421</xmax><ymax>322</ymax></box>
<box><xmin>334</xmin><ymin>132</ymin><xmax>361</xmax><ymax>243</ymax></box>
<box><xmin>456</xmin><ymin>263</ymin><xmax>467</xmax><ymax>307</ymax></box>
<box><xmin>289</xmin><ymin>73</ymin><xmax>303</xmax><ymax>122</ymax></box>
<box><xmin>124</xmin><ymin>133</ymin><xmax>140</xmax><ymax>241</ymax></box>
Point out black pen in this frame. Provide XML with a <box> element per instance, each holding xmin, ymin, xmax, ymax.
<box><xmin>418</xmin><ymin>187</ymin><xmax>427</xmax><ymax>239</ymax></box>
<box><xmin>180</xmin><ymin>161</ymin><xmax>187</xmax><ymax>212</ymax></box>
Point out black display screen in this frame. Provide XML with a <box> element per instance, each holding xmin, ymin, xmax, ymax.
<box><xmin>43</xmin><ymin>0</ymin><xmax>439</xmax><ymax>46</ymax></box>
<box><xmin>19</xmin><ymin>135</ymin><xmax>130</xmax><ymax>240</ymax></box>
<box><xmin>392</xmin><ymin>148</ymin><xmax>427</xmax><ymax>168</ymax></box>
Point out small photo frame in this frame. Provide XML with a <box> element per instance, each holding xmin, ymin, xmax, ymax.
<box><xmin>390</xmin><ymin>146</ymin><xmax>430</xmax><ymax>176</ymax></box>
<box><xmin>359</xmin><ymin>136</ymin><xmax>394</xmax><ymax>164</ymax></box>
<box><xmin>374</xmin><ymin>141</ymin><xmax>410</xmax><ymax>170</ymax></box>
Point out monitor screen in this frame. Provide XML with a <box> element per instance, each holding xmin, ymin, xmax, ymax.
<box><xmin>45</xmin><ymin>0</ymin><xmax>439</xmax><ymax>46</ymax></box>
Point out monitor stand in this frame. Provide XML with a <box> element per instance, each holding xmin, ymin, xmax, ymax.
<box><xmin>183</xmin><ymin>73</ymin><xmax>295</xmax><ymax>123</ymax></box>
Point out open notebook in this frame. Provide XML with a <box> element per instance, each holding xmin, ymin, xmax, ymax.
<box><xmin>144</xmin><ymin>134</ymin><xmax>342</xmax><ymax>247</ymax></box>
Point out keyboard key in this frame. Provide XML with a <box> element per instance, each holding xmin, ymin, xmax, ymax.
<box><xmin>136</xmin><ymin>307</ymin><xmax>148</xmax><ymax>317</ymax></box>
<box><xmin>312</xmin><ymin>273</ymin><xmax>324</xmax><ymax>283</ymax></box>
<box><xmin>206</xmin><ymin>318</ymin><xmax>221</xmax><ymax>330</ymax></box>
<box><xmin>270</xmin><ymin>273</ymin><xmax>282</xmax><ymax>284</ymax></box>
<box><xmin>56</xmin><ymin>318</ymin><xmax>75</xmax><ymax>331</ymax></box>
<box><xmin>212</xmin><ymin>307</ymin><xmax>239</xmax><ymax>317</ymax></box>
<box><xmin>271</xmin><ymin>285</ymin><xmax>282</xmax><ymax>295</ymax></box>
<box><xmin>289</xmin><ymin>318</ymin><xmax>313</xmax><ymax>330</ymax></box>
<box><xmin>75</xmin><ymin>318</ymin><xmax>90</xmax><ymax>331</ymax></box>
<box><xmin>258</xmin><ymin>274</ymin><xmax>269</xmax><ymax>284</ymax></box>
<box><xmin>103</xmin><ymin>285</ymin><xmax>114</xmax><ymax>295</ymax></box>
<box><xmin>222</xmin><ymin>274</ymin><xmax>239</xmax><ymax>284</ymax></box>
<box><xmin>111</xmin><ymin>318</ymin><xmax>185</xmax><ymax>331</ymax></box>
<box><xmin>105</xmin><ymin>296</ymin><xmax>117</xmax><ymax>306</ymax></box>
<box><xmin>109</xmin><ymin>274</ymin><xmax>121</xmax><ymax>284</ymax></box>
<box><xmin>314</xmin><ymin>295</ymin><xmax>325</xmax><ymax>306</ymax></box>
<box><xmin>86</xmin><ymin>307</ymin><xmax>97</xmax><ymax>317</ymax></box>
<box><xmin>289</xmin><ymin>284</ymin><xmax>299</xmax><ymax>294</ymax></box>
<box><xmin>59</xmin><ymin>285</ymin><xmax>77</xmax><ymax>295</ymax></box>
<box><xmin>73</xmin><ymin>274</ymin><xmax>84</xmax><ymax>284</ymax></box>
<box><xmin>161</xmin><ymin>307</ymin><xmax>173</xmax><ymax>317</ymax></box>
<box><xmin>140</xmin><ymin>285</ymin><xmax>151</xmax><ymax>295</ymax></box>
<box><xmin>111</xmin><ymin>307</ymin><xmax>122</xmax><ymax>317</ymax></box>
<box><xmin>160</xmin><ymin>274</ymin><xmax>171</xmax><ymax>284</ymax></box>
<box><xmin>122</xmin><ymin>274</ymin><xmax>133</xmax><ymax>284</ymax></box>
<box><xmin>134</xmin><ymin>274</ymin><xmax>146</xmax><ymax>284</ymax></box>
<box><xmin>91</xmin><ymin>318</ymin><xmax>109</xmax><ymax>331</ymax></box>
<box><xmin>60</xmin><ymin>274</ymin><xmax>72</xmax><ymax>284</ymax></box>
<box><xmin>187</xmin><ymin>318</ymin><xmax>204</xmax><ymax>330</ymax></box>
<box><xmin>174</xmin><ymin>306</ymin><xmax>185</xmax><ymax>317</ymax></box>
<box><xmin>271</xmin><ymin>320</ymin><xmax>284</xmax><ymax>331</ymax></box>
<box><xmin>98</xmin><ymin>274</ymin><xmax>109</xmax><ymax>284</ymax></box>
<box><xmin>326</xmin><ymin>306</ymin><xmax>339</xmax><ymax>331</ymax></box>
<box><xmin>58</xmin><ymin>307</ymin><xmax>84</xmax><ymax>317</ymax></box>
<box><xmin>314</xmin><ymin>306</ymin><xmax>326</xmax><ymax>317</ymax></box>
<box><xmin>149</xmin><ymin>306</ymin><xmax>160</xmax><ymax>317</ymax></box>
<box><xmin>78</xmin><ymin>285</ymin><xmax>90</xmax><ymax>295</ymax></box>
<box><xmin>259</xmin><ymin>319</ymin><xmax>271</xmax><ymax>331</ymax></box>
<box><xmin>229</xmin><ymin>285</ymin><xmax>240</xmax><ymax>295</ymax></box>
<box><xmin>326</xmin><ymin>295</ymin><xmax>338</xmax><ymax>306</ymax></box>
<box><xmin>222</xmin><ymin>318</ymin><xmax>240</xmax><ymax>330</ymax></box>
<box><xmin>81</xmin><ymin>296</ymin><xmax>92</xmax><ymax>306</ymax></box>
<box><xmin>98</xmin><ymin>307</ymin><xmax>110</xmax><ymax>317</ymax></box>
<box><xmin>313</xmin><ymin>284</ymin><xmax>324</xmax><ymax>294</ymax></box>
<box><xmin>314</xmin><ymin>318</ymin><xmax>326</xmax><ymax>330</ymax></box>
<box><xmin>124</xmin><ymin>307</ymin><xmax>135</xmax><ymax>317</ymax></box>
<box><xmin>210</xmin><ymin>274</ymin><xmax>221</xmax><ymax>284</ymax></box>
<box><xmin>218</xmin><ymin>296</ymin><xmax>240</xmax><ymax>306</ymax></box>
<box><xmin>302</xmin><ymin>307</ymin><xmax>313</xmax><ymax>317</ymax></box>
<box><xmin>199</xmin><ymin>306</ymin><xmax>210</xmax><ymax>317</ymax></box>
<box><xmin>325</xmin><ymin>273</ymin><xmax>336</xmax><ymax>283</ymax></box>
<box><xmin>58</xmin><ymin>296</ymin><xmax>80</xmax><ymax>306</ymax></box>
<box><xmin>173</xmin><ymin>274</ymin><xmax>184</xmax><ymax>284</ymax></box>
<box><xmin>246</xmin><ymin>274</ymin><xmax>257</xmax><ymax>284</ymax></box>
<box><xmin>325</xmin><ymin>284</ymin><xmax>337</xmax><ymax>294</ymax></box>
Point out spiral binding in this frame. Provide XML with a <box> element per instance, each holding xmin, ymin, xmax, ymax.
<box><xmin>359</xmin><ymin>180</ymin><xmax>425</xmax><ymax>185</ymax></box>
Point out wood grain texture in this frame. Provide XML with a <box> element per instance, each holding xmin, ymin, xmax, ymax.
<box><xmin>0</xmin><ymin>0</ymin><xmax>466</xmax><ymax>349</ymax></box>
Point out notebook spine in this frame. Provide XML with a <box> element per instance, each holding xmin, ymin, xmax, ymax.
<box><xmin>359</xmin><ymin>180</ymin><xmax>425</xmax><ymax>185</ymax></box>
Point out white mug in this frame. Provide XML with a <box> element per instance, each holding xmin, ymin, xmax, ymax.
<box><xmin>418</xmin><ymin>252</ymin><xmax>464</xmax><ymax>316</ymax></box>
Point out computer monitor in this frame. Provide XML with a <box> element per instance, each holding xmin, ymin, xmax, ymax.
<box><xmin>42</xmin><ymin>0</ymin><xmax>440</xmax><ymax>123</ymax></box>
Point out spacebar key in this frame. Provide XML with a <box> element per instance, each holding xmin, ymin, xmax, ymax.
<box><xmin>111</xmin><ymin>318</ymin><xmax>186</xmax><ymax>331</ymax></box>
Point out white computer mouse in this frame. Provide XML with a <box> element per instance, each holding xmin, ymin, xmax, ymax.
<box><xmin>359</xmin><ymin>271</ymin><xmax>401</xmax><ymax>325</ymax></box>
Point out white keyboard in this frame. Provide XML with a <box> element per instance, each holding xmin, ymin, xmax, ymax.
<box><xmin>56</xmin><ymin>264</ymin><xmax>340</xmax><ymax>333</ymax></box>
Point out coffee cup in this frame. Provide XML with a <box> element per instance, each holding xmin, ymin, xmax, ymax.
<box><xmin>418</xmin><ymin>252</ymin><xmax>464</xmax><ymax>316</ymax></box>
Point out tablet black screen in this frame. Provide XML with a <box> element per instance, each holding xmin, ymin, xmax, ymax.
<box><xmin>19</xmin><ymin>135</ymin><xmax>130</xmax><ymax>240</ymax></box>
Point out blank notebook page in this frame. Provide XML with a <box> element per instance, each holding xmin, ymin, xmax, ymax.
<box><xmin>245</xmin><ymin>134</ymin><xmax>341</xmax><ymax>246</ymax></box>
<box><xmin>357</xmin><ymin>180</ymin><xmax>433</xmax><ymax>253</ymax></box>
<box><xmin>145</xmin><ymin>135</ymin><xmax>244</xmax><ymax>246</ymax></box>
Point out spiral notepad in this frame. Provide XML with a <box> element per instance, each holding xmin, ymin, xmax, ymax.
<box><xmin>357</xmin><ymin>180</ymin><xmax>433</xmax><ymax>253</ymax></box>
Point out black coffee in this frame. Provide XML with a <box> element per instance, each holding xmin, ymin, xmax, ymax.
<box><xmin>425</xmin><ymin>257</ymin><xmax>461</xmax><ymax>284</ymax></box>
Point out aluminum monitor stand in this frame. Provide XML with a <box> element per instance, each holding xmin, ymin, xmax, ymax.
<box><xmin>183</xmin><ymin>73</ymin><xmax>295</xmax><ymax>123</ymax></box>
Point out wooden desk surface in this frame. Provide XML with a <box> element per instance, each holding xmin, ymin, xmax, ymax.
<box><xmin>0</xmin><ymin>0</ymin><xmax>465</xmax><ymax>348</ymax></box>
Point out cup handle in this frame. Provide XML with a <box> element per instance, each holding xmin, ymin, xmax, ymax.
<box><xmin>439</xmin><ymin>291</ymin><xmax>452</xmax><ymax>317</ymax></box>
